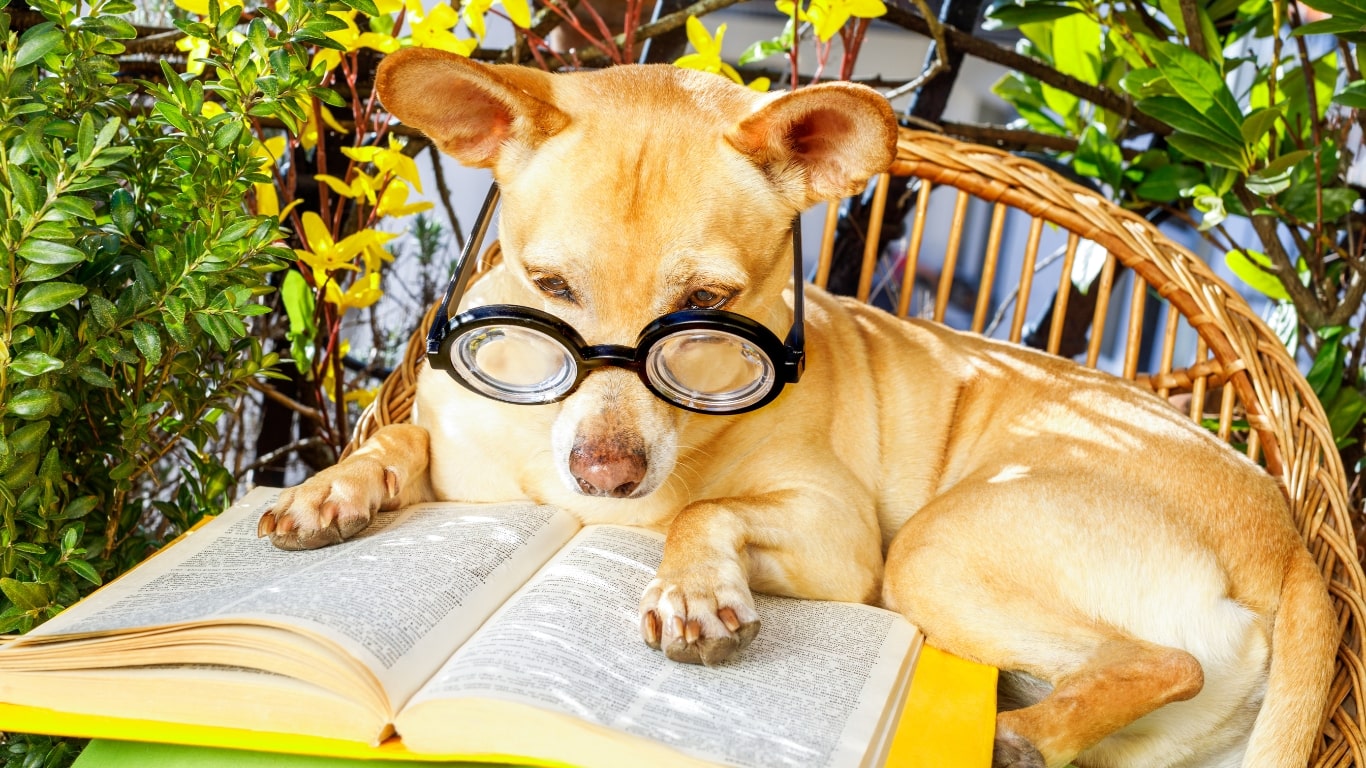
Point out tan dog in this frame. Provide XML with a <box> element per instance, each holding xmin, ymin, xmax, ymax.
<box><xmin>258</xmin><ymin>48</ymin><xmax>1337</xmax><ymax>768</ymax></box>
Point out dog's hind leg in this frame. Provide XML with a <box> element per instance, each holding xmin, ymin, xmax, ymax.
<box><xmin>882</xmin><ymin>485</ymin><xmax>1219</xmax><ymax>768</ymax></box>
<box><xmin>258</xmin><ymin>424</ymin><xmax>435</xmax><ymax>550</ymax></box>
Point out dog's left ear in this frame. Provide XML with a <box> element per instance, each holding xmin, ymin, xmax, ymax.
<box><xmin>726</xmin><ymin>83</ymin><xmax>897</xmax><ymax>207</ymax></box>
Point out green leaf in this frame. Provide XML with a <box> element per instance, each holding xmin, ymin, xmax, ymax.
<box><xmin>1119</xmin><ymin>68</ymin><xmax>1175</xmax><ymax>99</ymax></box>
<box><xmin>1328</xmin><ymin>388</ymin><xmax>1366</xmax><ymax>449</ymax></box>
<box><xmin>983</xmin><ymin>0</ymin><xmax>1082</xmax><ymax>29</ymax></box>
<box><xmin>1283</xmin><ymin>186</ymin><xmax>1360</xmax><ymax>223</ymax></box>
<box><xmin>15</xmin><ymin>23</ymin><xmax>62</xmax><ymax>68</ymax></box>
<box><xmin>1134</xmin><ymin>164</ymin><xmax>1204</xmax><ymax>203</ymax></box>
<box><xmin>8</xmin><ymin>167</ymin><xmax>39</xmax><ymax>215</ymax></box>
<box><xmin>1148</xmin><ymin>40</ymin><xmax>1244</xmax><ymax>141</ymax></box>
<box><xmin>110</xmin><ymin>188</ymin><xmax>136</xmax><ymax>235</ymax></box>
<box><xmin>17</xmin><ymin>239</ymin><xmax>84</xmax><ymax>265</ymax></box>
<box><xmin>155</xmin><ymin>102</ymin><xmax>193</xmax><ymax>133</ymax></box>
<box><xmin>1240</xmin><ymin>106</ymin><xmax>1283</xmax><ymax>145</ymax></box>
<box><xmin>1307</xmin><ymin>327</ymin><xmax>1346</xmax><ymax>403</ymax></box>
<box><xmin>89</xmin><ymin>295</ymin><xmax>117</xmax><ymax>329</ymax></box>
<box><xmin>9</xmin><ymin>422</ymin><xmax>49</xmax><ymax>455</ymax></box>
<box><xmin>65</xmin><ymin>559</ymin><xmax>102</xmax><ymax>586</ymax></box>
<box><xmin>17</xmin><ymin>282</ymin><xmax>86</xmax><ymax>313</ymax></box>
<box><xmin>6</xmin><ymin>388</ymin><xmax>54</xmax><ymax>418</ymax></box>
<box><xmin>132</xmin><ymin>321</ymin><xmax>162</xmax><ymax>361</ymax></box>
<box><xmin>1333</xmin><ymin>81</ymin><xmax>1366</xmax><ymax>109</ymax></box>
<box><xmin>1073</xmin><ymin>123</ymin><xmax>1123</xmax><ymax>190</ymax></box>
<box><xmin>339</xmin><ymin>0</ymin><xmax>381</xmax><ymax>15</ymax></box>
<box><xmin>0</xmin><ymin>578</ymin><xmax>51</xmax><ymax>611</ymax></box>
<box><xmin>1166</xmin><ymin>133</ymin><xmax>1248</xmax><ymax>172</ymax></box>
<box><xmin>1245</xmin><ymin>150</ymin><xmax>1311</xmax><ymax>196</ymax></box>
<box><xmin>1137</xmin><ymin>96</ymin><xmax>1244</xmax><ymax>147</ymax></box>
<box><xmin>1294</xmin><ymin>16</ymin><xmax>1366</xmax><ymax>40</ymax></box>
<box><xmin>59</xmin><ymin>496</ymin><xmax>98</xmax><ymax>520</ymax></box>
<box><xmin>9</xmin><ymin>352</ymin><xmax>62</xmax><ymax>377</ymax></box>
<box><xmin>51</xmin><ymin>196</ymin><xmax>97</xmax><ymax>220</ymax></box>
<box><xmin>77</xmin><ymin>365</ymin><xmax>115</xmax><ymax>389</ymax></box>
<box><xmin>1225</xmin><ymin>249</ymin><xmax>1290</xmax><ymax>301</ymax></box>
<box><xmin>77</xmin><ymin>112</ymin><xmax>95</xmax><ymax>161</ymax></box>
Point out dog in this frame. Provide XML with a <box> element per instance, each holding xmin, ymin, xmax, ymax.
<box><xmin>257</xmin><ymin>48</ymin><xmax>1338</xmax><ymax>768</ymax></box>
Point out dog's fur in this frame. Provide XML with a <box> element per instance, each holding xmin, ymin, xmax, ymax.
<box><xmin>259</xmin><ymin>49</ymin><xmax>1338</xmax><ymax>768</ymax></box>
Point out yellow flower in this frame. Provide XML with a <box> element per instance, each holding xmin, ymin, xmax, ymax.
<box><xmin>296</xmin><ymin>95</ymin><xmax>350</xmax><ymax>151</ymax></box>
<box><xmin>316</xmin><ymin>171</ymin><xmax>383</xmax><ymax>205</ymax></box>
<box><xmin>176</xmin><ymin>35</ymin><xmax>212</xmax><ymax>76</ymax></box>
<box><xmin>341</xmin><ymin>136</ymin><xmax>424</xmax><ymax>191</ymax></box>
<box><xmin>294</xmin><ymin>212</ymin><xmax>396</xmax><ymax>274</ymax></box>
<box><xmin>346</xmin><ymin>385</ymin><xmax>380</xmax><ymax>408</ymax></box>
<box><xmin>748</xmin><ymin>77</ymin><xmax>772</xmax><ymax>92</ymax></box>
<box><xmin>674</xmin><ymin>17</ymin><xmax>742</xmax><ymax>84</ymax></box>
<box><xmin>777</xmin><ymin>0</ymin><xmax>885</xmax><ymax>42</ymax></box>
<box><xmin>173</xmin><ymin>0</ymin><xmax>242</xmax><ymax>16</ymax></box>
<box><xmin>361</xmin><ymin>241</ymin><xmax>395</xmax><ymax>272</ymax></box>
<box><xmin>325</xmin><ymin>270</ymin><xmax>383</xmax><ymax>311</ymax></box>
<box><xmin>328</xmin><ymin>10</ymin><xmax>403</xmax><ymax>53</ymax></box>
<box><xmin>375</xmin><ymin>182</ymin><xmax>434</xmax><ymax>219</ymax></box>
<box><xmin>501</xmin><ymin>0</ymin><xmax>531</xmax><ymax>29</ymax></box>
<box><xmin>403</xmin><ymin>2</ymin><xmax>476</xmax><ymax>53</ymax></box>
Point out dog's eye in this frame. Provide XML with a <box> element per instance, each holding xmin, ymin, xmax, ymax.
<box><xmin>533</xmin><ymin>275</ymin><xmax>572</xmax><ymax>299</ymax></box>
<box><xmin>686</xmin><ymin>289</ymin><xmax>727</xmax><ymax>310</ymax></box>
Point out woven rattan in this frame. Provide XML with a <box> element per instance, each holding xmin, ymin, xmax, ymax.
<box><xmin>348</xmin><ymin>128</ymin><xmax>1366</xmax><ymax>766</ymax></box>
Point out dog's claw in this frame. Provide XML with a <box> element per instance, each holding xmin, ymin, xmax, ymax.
<box><xmin>642</xmin><ymin>611</ymin><xmax>662</xmax><ymax>649</ymax></box>
<box><xmin>718</xmin><ymin>607</ymin><xmax>741</xmax><ymax>632</ymax></box>
<box><xmin>257</xmin><ymin>510</ymin><xmax>276</xmax><ymax>538</ymax></box>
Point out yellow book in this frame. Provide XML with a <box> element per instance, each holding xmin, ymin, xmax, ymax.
<box><xmin>0</xmin><ymin>487</ymin><xmax>996</xmax><ymax>767</ymax></box>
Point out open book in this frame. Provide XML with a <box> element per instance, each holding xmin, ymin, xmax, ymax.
<box><xmin>0</xmin><ymin>487</ymin><xmax>930</xmax><ymax>768</ymax></box>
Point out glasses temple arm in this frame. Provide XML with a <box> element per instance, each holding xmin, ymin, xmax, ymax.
<box><xmin>428</xmin><ymin>184</ymin><xmax>501</xmax><ymax>354</ymax></box>
<box><xmin>785</xmin><ymin>216</ymin><xmax>805</xmax><ymax>361</ymax></box>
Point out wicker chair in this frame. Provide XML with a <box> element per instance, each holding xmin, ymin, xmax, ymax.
<box><xmin>349</xmin><ymin>129</ymin><xmax>1366</xmax><ymax>767</ymax></box>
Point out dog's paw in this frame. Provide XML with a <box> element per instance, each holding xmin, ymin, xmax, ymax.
<box><xmin>992</xmin><ymin>723</ymin><xmax>1045</xmax><ymax>768</ymax></box>
<box><xmin>638</xmin><ymin>568</ymin><xmax>760</xmax><ymax>666</ymax></box>
<box><xmin>256</xmin><ymin>457</ymin><xmax>399</xmax><ymax>550</ymax></box>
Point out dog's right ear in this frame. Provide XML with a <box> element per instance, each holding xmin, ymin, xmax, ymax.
<box><xmin>375</xmin><ymin>49</ymin><xmax>568</xmax><ymax>168</ymax></box>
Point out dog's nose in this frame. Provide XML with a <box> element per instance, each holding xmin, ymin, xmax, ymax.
<box><xmin>569</xmin><ymin>441</ymin><xmax>647</xmax><ymax>498</ymax></box>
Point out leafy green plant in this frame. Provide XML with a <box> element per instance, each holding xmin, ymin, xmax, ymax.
<box><xmin>982</xmin><ymin>0</ymin><xmax>1366</xmax><ymax>501</ymax></box>
<box><xmin>0</xmin><ymin>0</ymin><xmax>349</xmax><ymax>759</ymax></box>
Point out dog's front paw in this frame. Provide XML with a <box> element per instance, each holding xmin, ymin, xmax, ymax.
<box><xmin>257</xmin><ymin>457</ymin><xmax>399</xmax><ymax>550</ymax></box>
<box><xmin>639</xmin><ymin>567</ymin><xmax>760</xmax><ymax>666</ymax></box>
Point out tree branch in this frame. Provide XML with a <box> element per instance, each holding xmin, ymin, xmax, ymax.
<box><xmin>937</xmin><ymin>121</ymin><xmax>1146</xmax><ymax>159</ymax></box>
<box><xmin>571</xmin><ymin>0</ymin><xmax>746</xmax><ymax>66</ymax></box>
<box><xmin>1233</xmin><ymin>183</ymin><xmax>1330</xmax><ymax>329</ymax></box>
<box><xmin>879</xmin><ymin>4</ymin><xmax>1171</xmax><ymax>136</ymax></box>
<box><xmin>1178</xmin><ymin>0</ymin><xmax>1207</xmax><ymax>59</ymax></box>
<box><xmin>249</xmin><ymin>379</ymin><xmax>324</xmax><ymax>423</ymax></box>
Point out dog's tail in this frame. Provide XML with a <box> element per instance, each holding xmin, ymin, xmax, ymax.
<box><xmin>1241</xmin><ymin>547</ymin><xmax>1338</xmax><ymax>767</ymax></box>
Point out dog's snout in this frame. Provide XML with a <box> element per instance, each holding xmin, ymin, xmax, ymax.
<box><xmin>570</xmin><ymin>440</ymin><xmax>647</xmax><ymax>498</ymax></box>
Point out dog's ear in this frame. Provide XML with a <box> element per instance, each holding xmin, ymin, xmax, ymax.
<box><xmin>375</xmin><ymin>49</ymin><xmax>568</xmax><ymax>168</ymax></box>
<box><xmin>727</xmin><ymin>83</ymin><xmax>897</xmax><ymax>206</ymax></box>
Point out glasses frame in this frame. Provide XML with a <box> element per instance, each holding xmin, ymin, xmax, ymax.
<box><xmin>426</xmin><ymin>184</ymin><xmax>806</xmax><ymax>415</ymax></box>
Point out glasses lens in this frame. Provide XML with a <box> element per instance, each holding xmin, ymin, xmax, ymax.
<box><xmin>451</xmin><ymin>325</ymin><xmax>577</xmax><ymax>403</ymax></box>
<box><xmin>645</xmin><ymin>331</ymin><xmax>775</xmax><ymax>412</ymax></box>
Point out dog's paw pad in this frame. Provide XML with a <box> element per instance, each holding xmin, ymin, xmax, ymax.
<box><xmin>992</xmin><ymin>724</ymin><xmax>1045</xmax><ymax>768</ymax></box>
<box><xmin>639</xmin><ymin>575</ymin><xmax>759</xmax><ymax>666</ymax></box>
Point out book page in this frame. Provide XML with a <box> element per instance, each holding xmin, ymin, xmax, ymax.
<box><xmin>399</xmin><ymin>526</ymin><xmax>918</xmax><ymax>768</ymax></box>
<box><xmin>8</xmin><ymin>486</ymin><xmax>580</xmax><ymax>711</ymax></box>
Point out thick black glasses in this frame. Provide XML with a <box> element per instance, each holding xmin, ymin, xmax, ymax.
<box><xmin>426</xmin><ymin>185</ymin><xmax>806</xmax><ymax>415</ymax></box>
